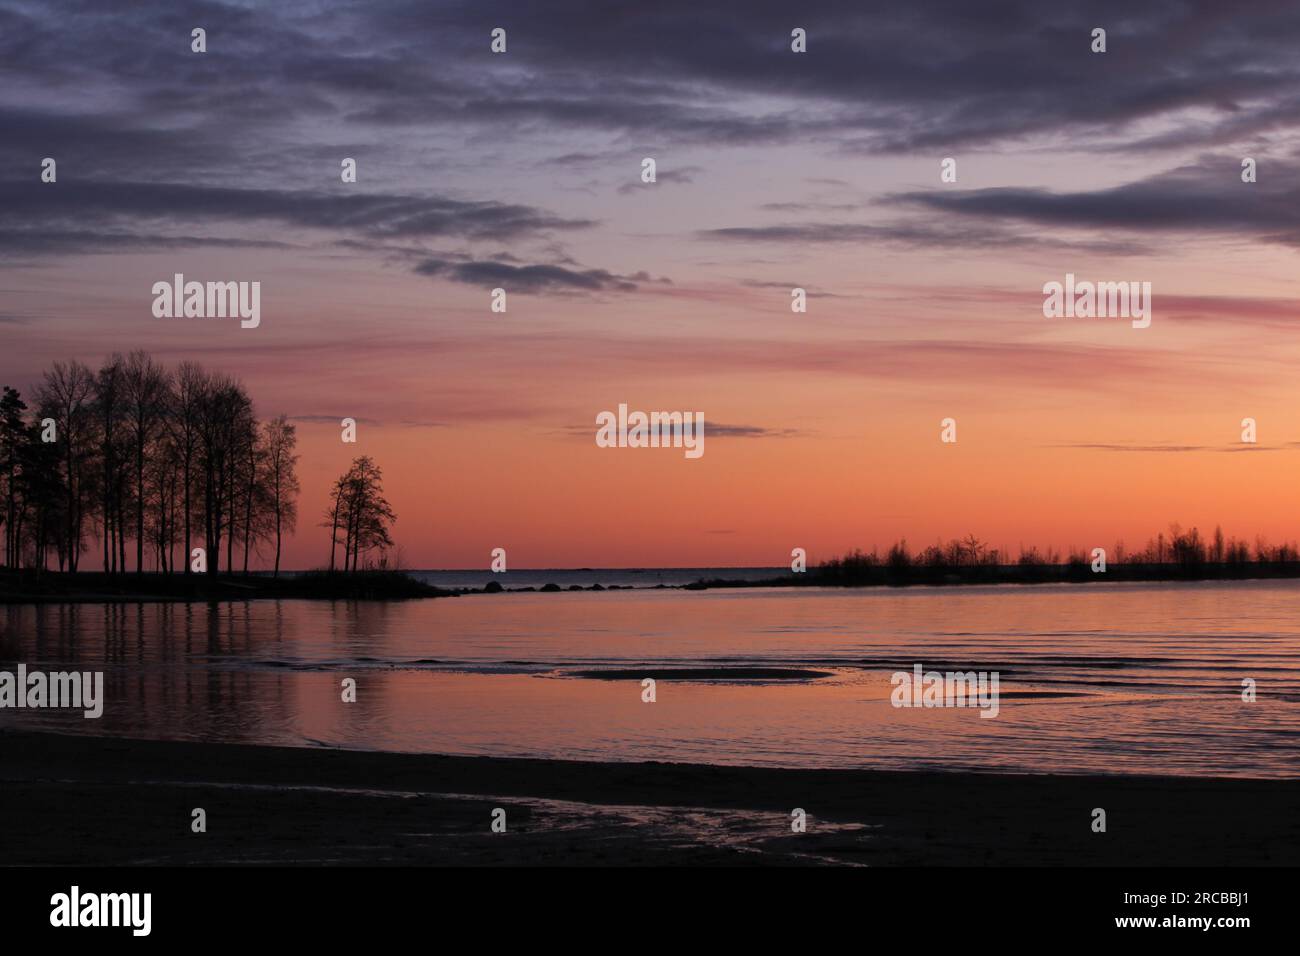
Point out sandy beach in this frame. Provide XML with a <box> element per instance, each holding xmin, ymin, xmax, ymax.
<box><xmin>2</xmin><ymin>730</ymin><xmax>1296</xmax><ymax>866</ymax></box>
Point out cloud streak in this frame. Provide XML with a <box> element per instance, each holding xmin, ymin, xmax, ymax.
<box><xmin>888</xmin><ymin>157</ymin><xmax>1300</xmax><ymax>247</ymax></box>
<box><xmin>0</xmin><ymin>180</ymin><xmax>593</xmax><ymax>255</ymax></box>
<box><xmin>413</xmin><ymin>258</ymin><xmax>665</xmax><ymax>293</ymax></box>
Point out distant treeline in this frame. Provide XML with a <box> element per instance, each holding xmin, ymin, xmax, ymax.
<box><xmin>810</xmin><ymin>525</ymin><xmax>1300</xmax><ymax>586</ymax></box>
<box><xmin>1</xmin><ymin>351</ymin><xmax>299</xmax><ymax>576</ymax></box>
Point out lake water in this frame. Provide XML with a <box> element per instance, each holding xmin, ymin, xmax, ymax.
<box><xmin>3</xmin><ymin>580</ymin><xmax>1298</xmax><ymax>777</ymax></box>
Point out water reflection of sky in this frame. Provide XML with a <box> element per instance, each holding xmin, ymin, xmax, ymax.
<box><xmin>2</xmin><ymin>582</ymin><xmax>1298</xmax><ymax>777</ymax></box>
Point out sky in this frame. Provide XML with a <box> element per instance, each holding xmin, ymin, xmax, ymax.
<box><xmin>4</xmin><ymin>0</ymin><xmax>1300</xmax><ymax>570</ymax></box>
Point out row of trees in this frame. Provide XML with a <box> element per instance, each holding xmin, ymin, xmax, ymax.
<box><xmin>1</xmin><ymin>351</ymin><xmax>300</xmax><ymax>575</ymax></box>
<box><xmin>819</xmin><ymin>524</ymin><xmax>1299</xmax><ymax>578</ymax></box>
<box><xmin>1024</xmin><ymin>523</ymin><xmax>1291</xmax><ymax>569</ymax></box>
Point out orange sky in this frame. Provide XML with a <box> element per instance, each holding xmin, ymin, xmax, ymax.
<box><xmin>6</xmin><ymin>3</ymin><xmax>1300</xmax><ymax>569</ymax></box>
<box><xmin>9</xmin><ymin>222</ymin><xmax>1300</xmax><ymax>571</ymax></box>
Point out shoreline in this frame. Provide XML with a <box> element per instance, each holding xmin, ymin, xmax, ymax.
<box><xmin>0</xmin><ymin>569</ymin><xmax>458</xmax><ymax>604</ymax></box>
<box><xmin>2</xmin><ymin>730</ymin><xmax>1296</xmax><ymax>866</ymax></box>
<box><xmin>7</xmin><ymin>565</ymin><xmax>1300</xmax><ymax>604</ymax></box>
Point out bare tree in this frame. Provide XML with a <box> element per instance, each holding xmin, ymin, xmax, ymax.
<box><xmin>323</xmin><ymin>456</ymin><xmax>395</xmax><ymax>573</ymax></box>
<box><xmin>196</xmin><ymin>374</ymin><xmax>253</xmax><ymax>575</ymax></box>
<box><xmin>263</xmin><ymin>415</ymin><xmax>299</xmax><ymax>577</ymax></box>
<box><xmin>92</xmin><ymin>355</ymin><xmax>127</xmax><ymax>572</ymax></box>
<box><xmin>171</xmin><ymin>362</ymin><xmax>207</xmax><ymax>575</ymax></box>
<box><xmin>962</xmin><ymin>533</ymin><xmax>986</xmax><ymax>567</ymax></box>
<box><xmin>238</xmin><ymin>417</ymin><xmax>272</xmax><ymax>574</ymax></box>
<box><xmin>122</xmin><ymin>351</ymin><xmax>171</xmax><ymax>574</ymax></box>
<box><xmin>35</xmin><ymin>360</ymin><xmax>96</xmax><ymax>571</ymax></box>
<box><xmin>0</xmin><ymin>386</ymin><xmax>28</xmax><ymax>567</ymax></box>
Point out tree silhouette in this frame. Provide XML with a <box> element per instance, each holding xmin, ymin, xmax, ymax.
<box><xmin>1</xmin><ymin>351</ymin><xmax>298</xmax><ymax>574</ymax></box>
<box><xmin>323</xmin><ymin>456</ymin><xmax>395</xmax><ymax>573</ymax></box>
<box><xmin>264</xmin><ymin>415</ymin><xmax>299</xmax><ymax>577</ymax></box>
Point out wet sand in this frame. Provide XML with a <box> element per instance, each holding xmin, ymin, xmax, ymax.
<box><xmin>1</xmin><ymin>730</ymin><xmax>1296</xmax><ymax>866</ymax></box>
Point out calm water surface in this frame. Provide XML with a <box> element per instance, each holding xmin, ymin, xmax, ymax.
<box><xmin>3</xmin><ymin>581</ymin><xmax>1298</xmax><ymax>777</ymax></box>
